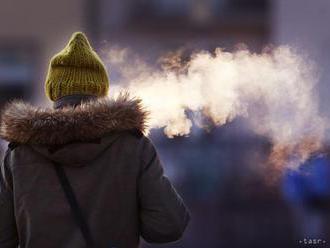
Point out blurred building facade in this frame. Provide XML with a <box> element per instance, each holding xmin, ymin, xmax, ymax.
<box><xmin>0</xmin><ymin>0</ymin><xmax>84</xmax><ymax>104</ymax></box>
<box><xmin>273</xmin><ymin>0</ymin><xmax>330</xmax><ymax>116</ymax></box>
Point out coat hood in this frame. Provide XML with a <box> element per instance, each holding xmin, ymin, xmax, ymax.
<box><xmin>31</xmin><ymin>135</ymin><xmax>122</xmax><ymax>166</ymax></box>
<box><xmin>0</xmin><ymin>94</ymin><xmax>148</xmax><ymax>146</ymax></box>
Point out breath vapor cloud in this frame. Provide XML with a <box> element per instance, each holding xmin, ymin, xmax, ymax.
<box><xmin>104</xmin><ymin>45</ymin><xmax>327</xmax><ymax>169</ymax></box>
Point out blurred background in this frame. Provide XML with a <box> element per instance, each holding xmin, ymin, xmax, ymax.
<box><xmin>1</xmin><ymin>0</ymin><xmax>330</xmax><ymax>247</ymax></box>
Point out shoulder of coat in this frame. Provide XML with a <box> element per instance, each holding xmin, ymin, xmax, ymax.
<box><xmin>8</xmin><ymin>142</ymin><xmax>19</xmax><ymax>151</ymax></box>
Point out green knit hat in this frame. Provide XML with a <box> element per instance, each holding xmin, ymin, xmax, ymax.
<box><xmin>45</xmin><ymin>32</ymin><xmax>109</xmax><ymax>101</ymax></box>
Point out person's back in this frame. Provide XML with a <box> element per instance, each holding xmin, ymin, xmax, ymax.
<box><xmin>0</xmin><ymin>32</ymin><xmax>190</xmax><ymax>248</ymax></box>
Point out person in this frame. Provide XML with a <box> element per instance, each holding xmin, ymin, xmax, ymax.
<box><xmin>282</xmin><ymin>151</ymin><xmax>330</xmax><ymax>242</ymax></box>
<box><xmin>0</xmin><ymin>32</ymin><xmax>190</xmax><ymax>248</ymax></box>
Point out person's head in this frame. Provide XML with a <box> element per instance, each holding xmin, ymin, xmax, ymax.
<box><xmin>45</xmin><ymin>32</ymin><xmax>109</xmax><ymax>108</ymax></box>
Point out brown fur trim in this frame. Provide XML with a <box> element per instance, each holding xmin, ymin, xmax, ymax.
<box><xmin>0</xmin><ymin>94</ymin><xmax>148</xmax><ymax>145</ymax></box>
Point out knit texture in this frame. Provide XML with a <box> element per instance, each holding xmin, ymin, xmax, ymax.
<box><xmin>45</xmin><ymin>32</ymin><xmax>109</xmax><ymax>101</ymax></box>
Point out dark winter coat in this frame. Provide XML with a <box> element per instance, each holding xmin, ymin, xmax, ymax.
<box><xmin>0</xmin><ymin>95</ymin><xmax>190</xmax><ymax>248</ymax></box>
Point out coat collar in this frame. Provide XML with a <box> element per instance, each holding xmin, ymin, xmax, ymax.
<box><xmin>0</xmin><ymin>94</ymin><xmax>148</xmax><ymax>145</ymax></box>
<box><xmin>53</xmin><ymin>94</ymin><xmax>97</xmax><ymax>109</ymax></box>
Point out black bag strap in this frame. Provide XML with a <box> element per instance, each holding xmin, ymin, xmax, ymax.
<box><xmin>53</xmin><ymin>164</ymin><xmax>94</xmax><ymax>247</ymax></box>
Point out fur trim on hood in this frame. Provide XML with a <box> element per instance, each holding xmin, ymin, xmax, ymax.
<box><xmin>0</xmin><ymin>94</ymin><xmax>148</xmax><ymax>145</ymax></box>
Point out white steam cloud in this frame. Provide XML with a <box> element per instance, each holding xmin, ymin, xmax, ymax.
<box><xmin>103</xmin><ymin>46</ymin><xmax>327</xmax><ymax>169</ymax></box>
